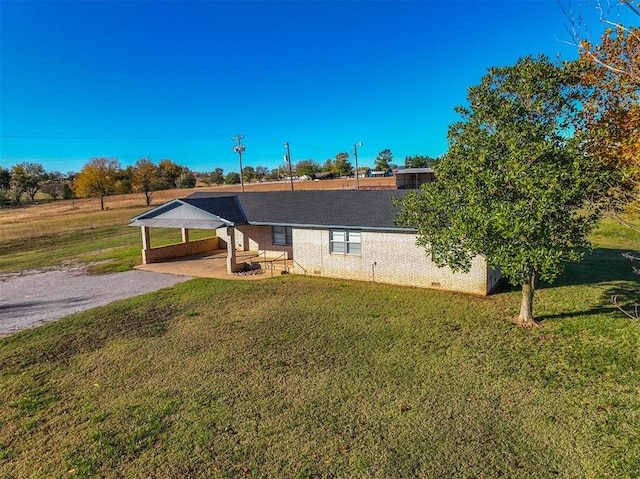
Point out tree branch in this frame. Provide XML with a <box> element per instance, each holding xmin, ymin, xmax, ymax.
<box><xmin>612</xmin><ymin>295</ymin><xmax>640</xmax><ymax>320</ymax></box>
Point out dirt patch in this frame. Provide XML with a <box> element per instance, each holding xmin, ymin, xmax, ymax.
<box><xmin>0</xmin><ymin>261</ymin><xmax>105</xmax><ymax>281</ymax></box>
<box><xmin>0</xmin><ymin>264</ymin><xmax>192</xmax><ymax>338</ymax></box>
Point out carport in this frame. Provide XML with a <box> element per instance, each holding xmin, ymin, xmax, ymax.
<box><xmin>130</xmin><ymin>195</ymin><xmax>296</xmax><ymax>279</ymax></box>
<box><xmin>129</xmin><ymin>198</ymin><xmax>245</xmax><ymax>275</ymax></box>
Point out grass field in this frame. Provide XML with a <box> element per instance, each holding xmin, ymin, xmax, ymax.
<box><xmin>0</xmin><ymin>188</ymin><xmax>639</xmax><ymax>478</ymax></box>
<box><xmin>0</xmin><ymin>177</ymin><xmax>394</xmax><ymax>274</ymax></box>
<box><xmin>0</xmin><ymin>224</ymin><xmax>213</xmax><ymax>274</ymax></box>
<box><xmin>0</xmin><ymin>177</ymin><xmax>395</xmax><ymax>243</ymax></box>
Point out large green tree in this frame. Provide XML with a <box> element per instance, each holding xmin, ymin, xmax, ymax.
<box><xmin>224</xmin><ymin>172</ymin><xmax>241</xmax><ymax>185</ymax></box>
<box><xmin>374</xmin><ymin>149</ymin><xmax>393</xmax><ymax>172</ymax></box>
<box><xmin>333</xmin><ymin>152</ymin><xmax>352</xmax><ymax>177</ymax></box>
<box><xmin>210</xmin><ymin>168</ymin><xmax>224</xmax><ymax>186</ymax></box>
<box><xmin>321</xmin><ymin>158</ymin><xmax>334</xmax><ymax>172</ymax></box>
<box><xmin>396</xmin><ymin>55</ymin><xmax>609</xmax><ymax>326</ymax></box>
<box><xmin>404</xmin><ymin>155</ymin><xmax>439</xmax><ymax>169</ymax></box>
<box><xmin>295</xmin><ymin>159</ymin><xmax>320</xmax><ymax>177</ymax></box>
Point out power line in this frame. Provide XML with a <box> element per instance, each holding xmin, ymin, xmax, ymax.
<box><xmin>1</xmin><ymin>131</ymin><xmax>354</xmax><ymax>157</ymax></box>
<box><xmin>0</xmin><ymin>133</ymin><xmax>231</xmax><ymax>140</ymax></box>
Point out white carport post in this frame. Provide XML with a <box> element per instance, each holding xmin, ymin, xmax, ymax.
<box><xmin>141</xmin><ymin>226</ymin><xmax>151</xmax><ymax>264</ymax></box>
<box><xmin>181</xmin><ymin>228</ymin><xmax>190</xmax><ymax>243</ymax></box>
<box><xmin>226</xmin><ymin>227</ymin><xmax>238</xmax><ymax>273</ymax></box>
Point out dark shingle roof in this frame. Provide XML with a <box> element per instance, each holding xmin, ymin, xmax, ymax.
<box><xmin>182</xmin><ymin>196</ymin><xmax>246</xmax><ymax>224</ymax></box>
<box><xmin>184</xmin><ymin>190</ymin><xmax>411</xmax><ymax>230</ymax></box>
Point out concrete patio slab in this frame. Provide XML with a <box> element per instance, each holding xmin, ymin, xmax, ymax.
<box><xmin>134</xmin><ymin>252</ymin><xmax>270</xmax><ymax>280</ymax></box>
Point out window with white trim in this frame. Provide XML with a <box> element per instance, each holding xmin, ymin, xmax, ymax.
<box><xmin>272</xmin><ymin>226</ymin><xmax>293</xmax><ymax>245</ymax></box>
<box><xmin>329</xmin><ymin>229</ymin><xmax>361</xmax><ymax>255</ymax></box>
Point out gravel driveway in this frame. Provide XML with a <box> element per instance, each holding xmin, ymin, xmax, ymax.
<box><xmin>0</xmin><ymin>265</ymin><xmax>192</xmax><ymax>338</ymax></box>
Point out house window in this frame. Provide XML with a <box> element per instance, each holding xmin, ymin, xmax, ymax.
<box><xmin>329</xmin><ymin>229</ymin><xmax>361</xmax><ymax>255</ymax></box>
<box><xmin>272</xmin><ymin>226</ymin><xmax>292</xmax><ymax>245</ymax></box>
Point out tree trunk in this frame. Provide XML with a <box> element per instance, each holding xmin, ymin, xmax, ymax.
<box><xmin>100</xmin><ymin>194</ymin><xmax>105</xmax><ymax>211</ymax></box>
<box><xmin>517</xmin><ymin>269</ymin><xmax>540</xmax><ymax>327</ymax></box>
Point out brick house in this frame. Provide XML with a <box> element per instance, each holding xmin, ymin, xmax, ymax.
<box><xmin>130</xmin><ymin>190</ymin><xmax>501</xmax><ymax>295</ymax></box>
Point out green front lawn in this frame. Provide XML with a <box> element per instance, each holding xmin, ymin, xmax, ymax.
<box><xmin>0</xmin><ymin>217</ymin><xmax>638</xmax><ymax>478</ymax></box>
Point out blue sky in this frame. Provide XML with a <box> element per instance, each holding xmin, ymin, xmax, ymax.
<box><xmin>0</xmin><ymin>0</ymin><xmax>630</xmax><ymax>175</ymax></box>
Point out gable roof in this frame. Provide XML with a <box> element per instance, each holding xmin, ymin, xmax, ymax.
<box><xmin>131</xmin><ymin>190</ymin><xmax>412</xmax><ymax>231</ymax></box>
<box><xmin>181</xmin><ymin>196</ymin><xmax>246</xmax><ymax>224</ymax></box>
<box><xmin>130</xmin><ymin>198</ymin><xmax>236</xmax><ymax>229</ymax></box>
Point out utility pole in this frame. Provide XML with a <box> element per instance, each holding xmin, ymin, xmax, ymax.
<box><xmin>232</xmin><ymin>135</ymin><xmax>245</xmax><ymax>192</ymax></box>
<box><xmin>284</xmin><ymin>142</ymin><xmax>294</xmax><ymax>191</ymax></box>
<box><xmin>354</xmin><ymin>141</ymin><xmax>363</xmax><ymax>191</ymax></box>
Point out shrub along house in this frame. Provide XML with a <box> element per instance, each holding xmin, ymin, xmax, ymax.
<box><xmin>130</xmin><ymin>190</ymin><xmax>501</xmax><ymax>295</ymax></box>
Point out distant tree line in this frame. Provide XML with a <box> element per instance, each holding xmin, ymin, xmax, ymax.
<box><xmin>0</xmin><ymin>157</ymin><xmax>199</xmax><ymax>209</ymax></box>
<box><xmin>0</xmin><ymin>162</ymin><xmax>74</xmax><ymax>206</ymax></box>
<box><xmin>70</xmin><ymin>158</ymin><xmax>203</xmax><ymax>210</ymax></box>
<box><xmin>0</xmin><ymin>150</ymin><xmax>440</xmax><ymax>209</ymax></box>
<box><xmin>286</xmin><ymin>150</ymin><xmax>441</xmax><ymax>179</ymax></box>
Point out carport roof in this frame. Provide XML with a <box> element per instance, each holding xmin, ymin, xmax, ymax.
<box><xmin>131</xmin><ymin>190</ymin><xmax>413</xmax><ymax>231</ymax></box>
<box><xmin>130</xmin><ymin>197</ymin><xmax>244</xmax><ymax>229</ymax></box>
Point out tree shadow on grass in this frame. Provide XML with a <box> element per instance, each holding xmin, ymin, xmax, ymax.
<box><xmin>494</xmin><ymin>248</ymin><xmax>638</xmax><ymax>294</ymax></box>
<box><xmin>493</xmin><ymin>248</ymin><xmax>639</xmax><ymax>323</ymax></box>
<box><xmin>535</xmin><ymin>306</ymin><xmax>618</xmax><ymax>322</ymax></box>
<box><xmin>534</xmin><ymin>283</ymin><xmax>638</xmax><ymax>323</ymax></box>
<box><xmin>540</xmin><ymin>248</ymin><xmax>639</xmax><ymax>289</ymax></box>
<box><xmin>535</xmin><ymin>248</ymin><xmax>639</xmax><ymax>322</ymax></box>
